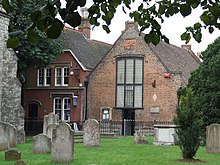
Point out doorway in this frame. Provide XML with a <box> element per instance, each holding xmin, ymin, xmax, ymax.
<box><xmin>122</xmin><ymin>110</ymin><xmax>135</xmax><ymax>135</ymax></box>
<box><xmin>25</xmin><ymin>103</ymin><xmax>40</xmax><ymax>135</ymax></box>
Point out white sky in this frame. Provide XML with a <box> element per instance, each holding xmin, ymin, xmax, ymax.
<box><xmin>62</xmin><ymin>0</ymin><xmax>220</xmax><ymax>54</ymax></box>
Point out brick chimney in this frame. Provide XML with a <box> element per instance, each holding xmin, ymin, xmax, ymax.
<box><xmin>79</xmin><ymin>8</ymin><xmax>91</xmax><ymax>38</ymax></box>
<box><xmin>125</xmin><ymin>21</ymin><xmax>138</xmax><ymax>30</ymax></box>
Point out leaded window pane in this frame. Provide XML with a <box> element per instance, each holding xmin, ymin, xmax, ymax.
<box><xmin>117</xmin><ymin>86</ymin><xmax>124</xmax><ymax>107</ymax></box>
<box><xmin>135</xmin><ymin>59</ymin><xmax>143</xmax><ymax>84</ymax></box>
<box><xmin>126</xmin><ymin>59</ymin><xmax>134</xmax><ymax>84</ymax></box>
<box><xmin>134</xmin><ymin>85</ymin><xmax>142</xmax><ymax>107</ymax></box>
<box><xmin>117</xmin><ymin>60</ymin><xmax>124</xmax><ymax>83</ymax></box>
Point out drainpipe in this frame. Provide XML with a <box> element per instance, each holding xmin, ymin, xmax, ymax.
<box><xmin>84</xmin><ymin>78</ymin><xmax>89</xmax><ymax>121</ymax></box>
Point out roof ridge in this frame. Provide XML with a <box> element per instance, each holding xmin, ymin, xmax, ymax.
<box><xmin>92</xmin><ymin>39</ymin><xmax>112</xmax><ymax>46</ymax></box>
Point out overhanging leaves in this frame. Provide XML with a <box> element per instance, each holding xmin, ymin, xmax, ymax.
<box><xmin>7</xmin><ymin>37</ymin><xmax>20</xmax><ymax>48</ymax></box>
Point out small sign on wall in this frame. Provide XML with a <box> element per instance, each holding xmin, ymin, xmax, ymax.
<box><xmin>150</xmin><ymin>106</ymin><xmax>160</xmax><ymax>114</ymax></box>
<box><xmin>73</xmin><ymin>96</ymin><xmax>78</xmax><ymax>106</ymax></box>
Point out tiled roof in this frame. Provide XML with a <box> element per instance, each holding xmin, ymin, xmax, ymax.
<box><xmin>149</xmin><ymin>42</ymin><xmax>201</xmax><ymax>87</ymax></box>
<box><xmin>61</xmin><ymin>27</ymin><xmax>112</xmax><ymax>70</ymax></box>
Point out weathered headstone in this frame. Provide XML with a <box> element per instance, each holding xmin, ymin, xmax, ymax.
<box><xmin>206</xmin><ymin>124</ymin><xmax>220</xmax><ymax>153</ymax></box>
<box><xmin>51</xmin><ymin>123</ymin><xmax>74</xmax><ymax>163</ymax></box>
<box><xmin>14</xmin><ymin>160</ymin><xmax>26</xmax><ymax>165</ymax></box>
<box><xmin>32</xmin><ymin>133</ymin><xmax>51</xmax><ymax>154</ymax></box>
<box><xmin>0</xmin><ymin>4</ymin><xmax>25</xmax><ymax>144</ymax></box>
<box><xmin>153</xmin><ymin>124</ymin><xmax>177</xmax><ymax>145</ymax></box>
<box><xmin>83</xmin><ymin>119</ymin><xmax>100</xmax><ymax>147</ymax></box>
<box><xmin>0</xmin><ymin>121</ymin><xmax>17</xmax><ymax>151</ymax></box>
<box><xmin>43</xmin><ymin>113</ymin><xmax>59</xmax><ymax>135</ymax></box>
<box><xmin>46</xmin><ymin>123</ymin><xmax>58</xmax><ymax>139</ymax></box>
<box><xmin>134</xmin><ymin>131</ymin><xmax>148</xmax><ymax>144</ymax></box>
<box><xmin>5</xmin><ymin>148</ymin><xmax>21</xmax><ymax>161</ymax></box>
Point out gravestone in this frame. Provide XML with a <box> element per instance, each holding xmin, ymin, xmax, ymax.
<box><xmin>5</xmin><ymin>148</ymin><xmax>21</xmax><ymax>161</ymax></box>
<box><xmin>43</xmin><ymin>113</ymin><xmax>59</xmax><ymax>135</ymax></box>
<box><xmin>32</xmin><ymin>133</ymin><xmax>51</xmax><ymax>153</ymax></box>
<box><xmin>83</xmin><ymin>119</ymin><xmax>100</xmax><ymax>147</ymax></box>
<box><xmin>46</xmin><ymin>123</ymin><xmax>58</xmax><ymax>139</ymax></box>
<box><xmin>14</xmin><ymin>160</ymin><xmax>26</xmax><ymax>165</ymax></box>
<box><xmin>0</xmin><ymin>5</ymin><xmax>25</xmax><ymax>144</ymax></box>
<box><xmin>0</xmin><ymin>121</ymin><xmax>17</xmax><ymax>151</ymax></box>
<box><xmin>51</xmin><ymin>123</ymin><xmax>74</xmax><ymax>163</ymax></box>
<box><xmin>153</xmin><ymin>124</ymin><xmax>177</xmax><ymax>145</ymax></box>
<box><xmin>206</xmin><ymin>124</ymin><xmax>220</xmax><ymax>153</ymax></box>
<box><xmin>134</xmin><ymin>131</ymin><xmax>148</xmax><ymax>144</ymax></box>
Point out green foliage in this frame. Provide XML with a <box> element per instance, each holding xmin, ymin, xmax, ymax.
<box><xmin>188</xmin><ymin>37</ymin><xmax>220</xmax><ymax>128</ymax></box>
<box><xmin>8</xmin><ymin>0</ymin><xmax>63</xmax><ymax>78</ymax></box>
<box><xmin>2</xmin><ymin>0</ymin><xmax>220</xmax><ymax>47</ymax></box>
<box><xmin>174</xmin><ymin>88</ymin><xmax>203</xmax><ymax>159</ymax></box>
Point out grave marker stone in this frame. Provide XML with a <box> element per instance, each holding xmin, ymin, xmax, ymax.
<box><xmin>134</xmin><ymin>131</ymin><xmax>148</xmax><ymax>144</ymax></box>
<box><xmin>32</xmin><ymin>133</ymin><xmax>51</xmax><ymax>153</ymax></box>
<box><xmin>14</xmin><ymin>160</ymin><xmax>26</xmax><ymax>165</ymax></box>
<box><xmin>206</xmin><ymin>124</ymin><xmax>220</xmax><ymax>153</ymax></box>
<box><xmin>43</xmin><ymin>113</ymin><xmax>59</xmax><ymax>135</ymax></box>
<box><xmin>51</xmin><ymin>123</ymin><xmax>74</xmax><ymax>163</ymax></box>
<box><xmin>0</xmin><ymin>121</ymin><xmax>17</xmax><ymax>151</ymax></box>
<box><xmin>46</xmin><ymin>123</ymin><xmax>58</xmax><ymax>139</ymax></box>
<box><xmin>83</xmin><ymin>119</ymin><xmax>100</xmax><ymax>147</ymax></box>
<box><xmin>5</xmin><ymin>148</ymin><xmax>21</xmax><ymax>161</ymax></box>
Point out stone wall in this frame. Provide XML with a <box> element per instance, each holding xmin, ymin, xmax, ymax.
<box><xmin>0</xmin><ymin>5</ymin><xmax>25</xmax><ymax>143</ymax></box>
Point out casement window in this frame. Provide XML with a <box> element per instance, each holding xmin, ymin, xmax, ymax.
<box><xmin>54</xmin><ymin>97</ymin><xmax>71</xmax><ymax>121</ymax></box>
<box><xmin>116</xmin><ymin>58</ymin><xmax>143</xmax><ymax>108</ymax></box>
<box><xmin>55</xmin><ymin>66</ymin><xmax>69</xmax><ymax>86</ymax></box>
<box><xmin>100</xmin><ymin>107</ymin><xmax>112</xmax><ymax>120</ymax></box>
<box><xmin>37</xmin><ymin>67</ymin><xmax>51</xmax><ymax>86</ymax></box>
<box><xmin>102</xmin><ymin>109</ymin><xmax>110</xmax><ymax>120</ymax></box>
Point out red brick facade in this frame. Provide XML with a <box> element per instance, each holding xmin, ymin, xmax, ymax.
<box><xmin>87</xmin><ymin>22</ymin><xmax>199</xmax><ymax>124</ymax></box>
<box><xmin>23</xmin><ymin>51</ymin><xmax>89</xmax><ymax>133</ymax></box>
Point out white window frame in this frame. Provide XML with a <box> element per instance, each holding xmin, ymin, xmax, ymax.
<box><xmin>53</xmin><ymin>97</ymin><xmax>71</xmax><ymax>122</ymax></box>
<box><xmin>100</xmin><ymin>107</ymin><xmax>112</xmax><ymax>121</ymax></box>
<box><xmin>37</xmin><ymin>67</ymin><xmax>51</xmax><ymax>86</ymax></box>
<box><xmin>55</xmin><ymin>66</ymin><xmax>69</xmax><ymax>86</ymax></box>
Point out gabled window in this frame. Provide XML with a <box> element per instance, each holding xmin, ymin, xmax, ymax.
<box><xmin>116</xmin><ymin>58</ymin><xmax>143</xmax><ymax>108</ymax></box>
<box><xmin>54</xmin><ymin>97</ymin><xmax>71</xmax><ymax>121</ymax></box>
<box><xmin>37</xmin><ymin>67</ymin><xmax>51</xmax><ymax>86</ymax></box>
<box><xmin>55</xmin><ymin>66</ymin><xmax>69</xmax><ymax>86</ymax></box>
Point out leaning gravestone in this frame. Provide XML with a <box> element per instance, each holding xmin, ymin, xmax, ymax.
<box><xmin>0</xmin><ymin>4</ymin><xmax>25</xmax><ymax>144</ymax></box>
<box><xmin>51</xmin><ymin>123</ymin><xmax>74</xmax><ymax>163</ymax></box>
<box><xmin>46</xmin><ymin>123</ymin><xmax>58</xmax><ymax>139</ymax></box>
<box><xmin>83</xmin><ymin>119</ymin><xmax>100</xmax><ymax>147</ymax></box>
<box><xmin>0</xmin><ymin>121</ymin><xmax>17</xmax><ymax>151</ymax></box>
<box><xmin>32</xmin><ymin>133</ymin><xmax>51</xmax><ymax>154</ymax></box>
<box><xmin>5</xmin><ymin>148</ymin><xmax>21</xmax><ymax>161</ymax></box>
<box><xmin>43</xmin><ymin>113</ymin><xmax>59</xmax><ymax>135</ymax></box>
<box><xmin>206</xmin><ymin>124</ymin><xmax>220</xmax><ymax>153</ymax></box>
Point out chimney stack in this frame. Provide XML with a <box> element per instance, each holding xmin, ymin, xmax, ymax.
<box><xmin>79</xmin><ymin>8</ymin><xmax>91</xmax><ymax>38</ymax></box>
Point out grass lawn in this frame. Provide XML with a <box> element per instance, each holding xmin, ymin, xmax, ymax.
<box><xmin>0</xmin><ymin>136</ymin><xmax>219</xmax><ymax>165</ymax></box>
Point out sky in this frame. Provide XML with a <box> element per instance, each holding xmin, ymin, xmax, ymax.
<box><xmin>63</xmin><ymin>0</ymin><xmax>220</xmax><ymax>54</ymax></box>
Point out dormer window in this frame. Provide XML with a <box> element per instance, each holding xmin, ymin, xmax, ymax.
<box><xmin>55</xmin><ymin>66</ymin><xmax>69</xmax><ymax>86</ymax></box>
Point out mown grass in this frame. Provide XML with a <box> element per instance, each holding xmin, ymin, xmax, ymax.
<box><xmin>0</xmin><ymin>136</ymin><xmax>220</xmax><ymax>165</ymax></box>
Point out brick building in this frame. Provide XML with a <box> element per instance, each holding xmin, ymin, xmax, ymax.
<box><xmin>23</xmin><ymin>24</ymin><xmax>111</xmax><ymax>134</ymax></box>
<box><xmin>86</xmin><ymin>21</ymin><xmax>200</xmax><ymax>135</ymax></box>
